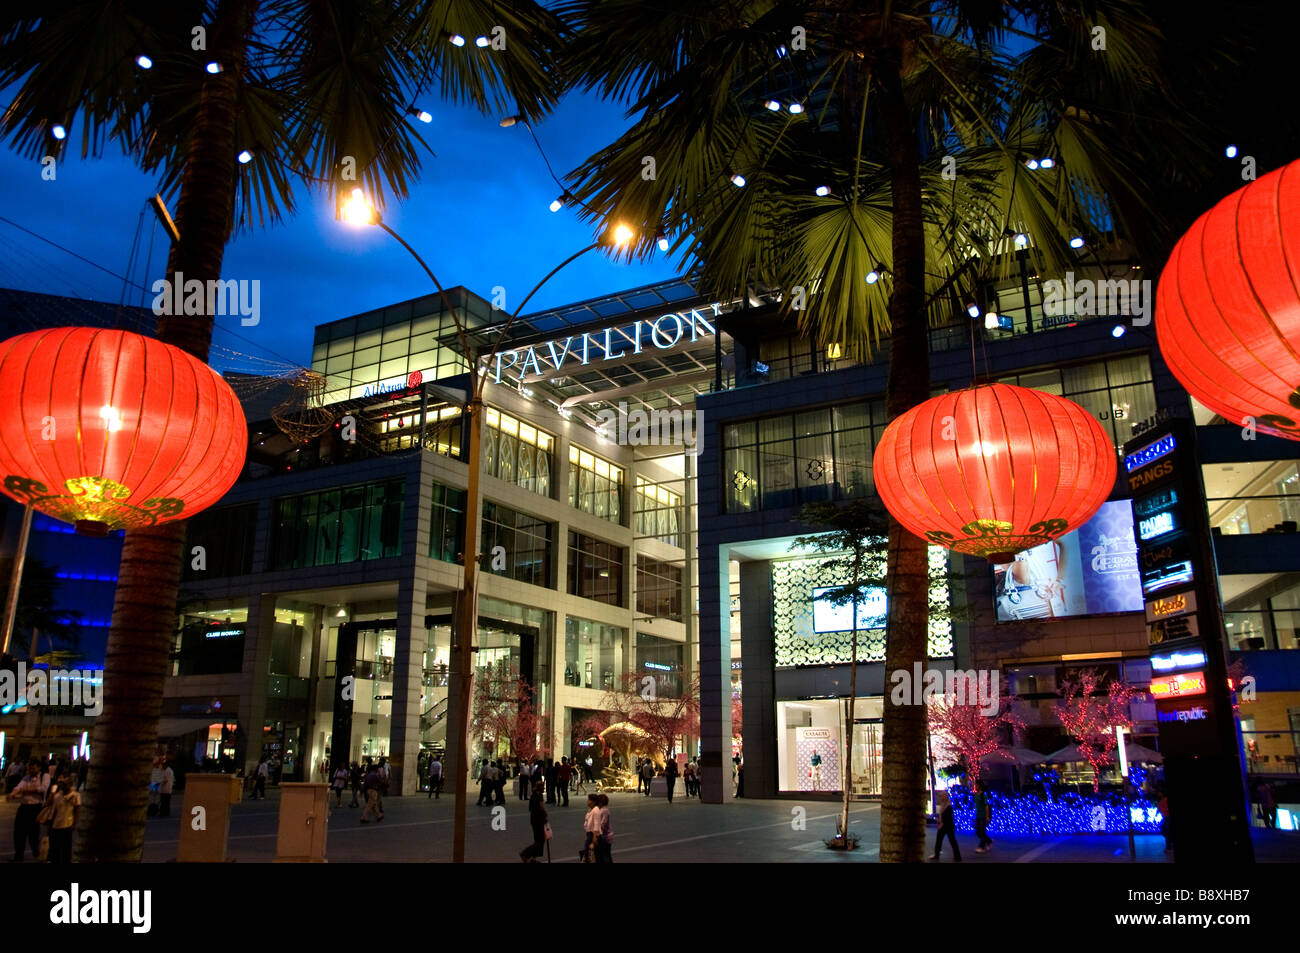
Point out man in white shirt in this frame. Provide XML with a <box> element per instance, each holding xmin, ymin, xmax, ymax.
<box><xmin>6</xmin><ymin>761</ymin><xmax>45</xmax><ymax>861</ymax></box>
<box><xmin>160</xmin><ymin>761</ymin><xmax>176</xmax><ymax>817</ymax></box>
<box><xmin>427</xmin><ymin>757</ymin><xmax>443</xmax><ymax>799</ymax></box>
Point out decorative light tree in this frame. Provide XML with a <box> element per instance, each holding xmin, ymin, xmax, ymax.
<box><xmin>927</xmin><ymin>674</ymin><xmax>1024</xmax><ymax>787</ymax></box>
<box><xmin>1056</xmin><ymin>668</ymin><xmax>1140</xmax><ymax>792</ymax></box>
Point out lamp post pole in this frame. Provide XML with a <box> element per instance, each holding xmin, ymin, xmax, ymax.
<box><xmin>346</xmin><ymin>197</ymin><xmax>621</xmax><ymax>860</ymax></box>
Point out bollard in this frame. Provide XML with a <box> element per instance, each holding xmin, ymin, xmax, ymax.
<box><xmin>176</xmin><ymin>774</ymin><xmax>242</xmax><ymax>862</ymax></box>
<box><xmin>274</xmin><ymin>782</ymin><xmax>329</xmax><ymax>862</ymax></box>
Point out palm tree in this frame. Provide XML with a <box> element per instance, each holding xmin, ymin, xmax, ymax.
<box><xmin>0</xmin><ymin>0</ymin><xmax>564</xmax><ymax>862</ymax></box>
<box><xmin>556</xmin><ymin>0</ymin><xmax>1238</xmax><ymax>860</ymax></box>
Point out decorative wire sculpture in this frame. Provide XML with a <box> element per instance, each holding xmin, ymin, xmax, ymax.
<box><xmin>271</xmin><ymin>369</ymin><xmax>336</xmax><ymax>442</ymax></box>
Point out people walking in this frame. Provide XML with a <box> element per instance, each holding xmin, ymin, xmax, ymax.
<box><xmin>7</xmin><ymin>760</ymin><xmax>45</xmax><ymax>861</ymax></box>
<box><xmin>520</xmin><ymin>780</ymin><xmax>549</xmax><ymax>862</ymax></box>
<box><xmin>46</xmin><ymin>772</ymin><xmax>80</xmax><ymax>864</ymax></box>
<box><xmin>348</xmin><ymin>762</ymin><xmax>363</xmax><ymax>807</ymax></box>
<box><xmin>664</xmin><ymin>756</ymin><xmax>679</xmax><ymax>804</ymax></box>
<box><xmin>973</xmin><ymin>783</ymin><xmax>993</xmax><ymax>853</ymax></box>
<box><xmin>930</xmin><ymin>790</ymin><xmax>961</xmax><ymax>862</ymax></box>
<box><xmin>574</xmin><ymin>761</ymin><xmax>588</xmax><ymax>796</ymax></box>
<box><xmin>595</xmin><ymin>793</ymin><xmax>614</xmax><ymax>863</ymax></box>
<box><xmin>545</xmin><ymin>758</ymin><xmax>557</xmax><ymax>805</ymax></box>
<box><xmin>477</xmin><ymin>759</ymin><xmax>495</xmax><ymax>806</ymax></box>
<box><xmin>1260</xmin><ymin>782</ymin><xmax>1277</xmax><ymax>829</ymax></box>
<box><xmin>253</xmin><ymin>757</ymin><xmax>268</xmax><ymax>799</ymax></box>
<box><xmin>582</xmin><ymin>793</ymin><xmax>601</xmax><ymax>862</ymax></box>
<box><xmin>360</xmin><ymin>763</ymin><xmax>385</xmax><ymax>823</ymax></box>
<box><xmin>427</xmin><ymin>755</ymin><xmax>443</xmax><ymax>799</ymax></box>
<box><xmin>683</xmin><ymin>759</ymin><xmax>696</xmax><ymax>797</ymax></box>
<box><xmin>635</xmin><ymin>757</ymin><xmax>645</xmax><ymax>795</ymax></box>
<box><xmin>159</xmin><ymin>760</ymin><xmax>175</xmax><ymax>817</ymax></box>
<box><xmin>641</xmin><ymin>758</ymin><xmax>654</xmax><ymax>796</ymax></box>
<box><xmin>332</xmin><ymin>764</ymin><xmax>349</xmax><ymax>806</ymax></box>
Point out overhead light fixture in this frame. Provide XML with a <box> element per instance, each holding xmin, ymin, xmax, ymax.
<box><xmin>1112</xmin><ymin>324</ymin><xmax>1127</xmax><ymax>338</ymax></box>
<box><xmin>237</xmin><ymin>150</ymin><xmax>253</xmax><ymax>164</ymax></box>
<box><xmin>51</xmin><ymin>124</ymin><xmax>66</xmax><ymax>140</ymax></box>
<box><xmin>815</xmin><ymin>185</ymin><xmax>830</xmax><ymax>197</ymax></box>
<box><xmin>788</xmin><ymin>103</ymin><xmax>803</xmax><ymax>114</ymax></box>
<box><xmin>984</xmin><ymin>311</ymin><xmax>999</xmax><ymax>329</ymax></box>
<box><xmin>765</xmin><ymin>99</ymin><xmax>781</xmax><ymax>111</ymax></box>
<box><xmin>730</xmin><ymin>173</ymin><xmax>746</xmax><ymax>187</ymax></box>
<box><xmin>205</xmin><ymin>62</ymin><xmax>221</xmax><ymax>74</ymax></box>
<box><xmin>966</xmin><ymin>301</ymin><xmax>980</xmax><ymax>319</ymax></box>
<box><xmin>336</xmin><ymin>608</ymin><xmax>347</xmax><ymax>618</ymax></box>
<box><xmin>1225</xmin><ymin>144</ymin><xmax>1238</xmax><ymax>158</ymax></box>
<box><xmin>136</xmin><ymin>55</ymin><xmax>153</xmax><ymax>70</ymax></box>
<box><xmin>1069</xmin><ymin>236</ymin><xmax>1085</xmax><ymax>248</ymax></box>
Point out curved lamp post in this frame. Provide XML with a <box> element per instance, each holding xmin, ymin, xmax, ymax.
<box><xmin>341</xmin><ymin>189</ymin><xmax>632</xmax><ymax>861</ymax></box>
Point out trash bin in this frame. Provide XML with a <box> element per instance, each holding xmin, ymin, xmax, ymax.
<box><xmin>275</xmin><ymin>782</ymin><xmax>329</xmax><ymax>862</ymax></box>
<box><xmin>176</xmin><ymin>774</ymin><xmax>243</xmax><ymax>862</ymax></box>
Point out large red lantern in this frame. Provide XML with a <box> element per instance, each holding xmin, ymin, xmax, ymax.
<box><xmin>873</xmin><ymin>383</ymin><xmax>1117</xmax><ymax>561</ymax></box>
<box><xmin>1156</xmin><ymin>157</ymin><xmax>1300</xmax><ymax>440</ymax></box>
<box><xmin>0</xmin><ymin>327</ymin><xmax>247</xmax><ymax>535</ymax></box>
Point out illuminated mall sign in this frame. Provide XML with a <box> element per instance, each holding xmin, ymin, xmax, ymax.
<box><xmin>1149</xmin><ymin>670</ymin><xmax>1207</xmax><ymax>698</ymax></box>
<box><xmin>1150</xmin><ymin>648</ymin><xmax>1208</xmax><ymax>672</ymax></box>
<box><xmin>491</xmin><ymin>302</ymin><xmax>724</xmax><ymax>383</ymax></box>
<box><xmin>1145</xmin><ymin>588</ymin><xmax>1196</xmax><ymax>623</ymax></box>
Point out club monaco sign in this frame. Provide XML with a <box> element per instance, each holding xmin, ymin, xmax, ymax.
<box><xmin>490</xmin><ymin>302</ymin><xmax>726</xmax><ymax>383</ymax></box>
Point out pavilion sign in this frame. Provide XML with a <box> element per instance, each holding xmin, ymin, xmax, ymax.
<box><xmin>490</xmin><ymin>302</ymin><xmax>727</xmax><ymax>384</ymax></box>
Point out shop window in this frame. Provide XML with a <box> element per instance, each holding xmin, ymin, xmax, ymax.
<box><xmin>481</xmin><ymin>501</ymin><xmax>553</xmax><ymax>588</ymax></box>
<box><xmin>636</xmin><ymin>555</ymin><xmax>682</xmax><ymax>621</ymax></box>
<box><xmin>567</xmin><ymin>532</ymin><xmax>625</xmax><ymax>606</ymax></box>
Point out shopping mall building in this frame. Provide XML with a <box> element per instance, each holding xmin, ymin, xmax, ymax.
<box><xmin>6</xmin><ymin>259</ymin><xmax>1296</xmax><ymax>811</ymax></box>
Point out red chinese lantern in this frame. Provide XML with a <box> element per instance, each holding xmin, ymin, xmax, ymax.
<box><xmin>1156</xmin><ymin>157</ymin><xmax>1300</xmax><ymax>440</ymax></box>
<box><xmin>0</xmin><ymin>327</ymin><xmax>246</xmax><ymax>535</ymax></box>
<box><xmin>872</xmin><ymin>383</ymin><xmax>1116</xmax><ymax>561</ymax></box>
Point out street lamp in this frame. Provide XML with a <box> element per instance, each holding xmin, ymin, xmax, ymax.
<box><xmin>340</xmin><ymin>189</ymin><xmax>632</xmax><ymax>861</ymax></box>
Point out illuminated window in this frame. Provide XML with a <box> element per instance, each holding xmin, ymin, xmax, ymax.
<box><xmin>484</xmin><ymin>407</ymin><xmax>553</xmax><ymax>496</ymax></box>
<box><xmin>635</xmin><ymin>478</ymin><xmax>682</xmax><ymax>545</ymax></box>
<box><xmin>569</xmin><ymin>444</ymin><xmax>623</xmax><ymax>524</ymax></box>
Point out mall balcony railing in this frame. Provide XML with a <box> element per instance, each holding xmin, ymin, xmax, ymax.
<box><xmin>1208</xmin><ymin>496</ymin><xmax>1300</xmax><ymax>538</ymax></box>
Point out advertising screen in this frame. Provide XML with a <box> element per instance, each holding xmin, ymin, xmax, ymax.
<box><xmin>994</xmin><ymin>500</ymin><xmax>1143</xmax><ymax>621</ymax></box>
<box><xmin>811</xmin><ymin>586</ymin><xmax>887</xmax><ymax>633</ymax></box>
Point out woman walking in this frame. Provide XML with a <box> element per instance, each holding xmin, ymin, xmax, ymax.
<box><xmin>520</xmin><ymin>780</ymin><xmax>549</xmax><ymax>862</ymax></box>
<box><xmin>47</xmin><ymin>771</ymin><xmax>81</xmax><ymax>864</ymax></box>
<box><xmin>595</xmin><ymin>793</ymin><xmax>614</xmax><ymax>863</ymax></box>
<box><xmin>930</xmin><ymin>790</ymin><xmax>961</xmax><ymax>862</ymax></box>
<box><xmin>582</xmin><ymin>793</ymin><xmax>601</xmax><ymax>862</ymax></box>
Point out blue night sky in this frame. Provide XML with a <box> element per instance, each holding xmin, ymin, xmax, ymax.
<box><xmin>0</xmin><ymin>89</ymin><xmax>682</xmax><ymax>375</ymax></box>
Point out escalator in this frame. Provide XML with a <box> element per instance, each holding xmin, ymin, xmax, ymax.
<box><xmin>421</xmin><ymin>696</ymin><xmax>449</xmax><ymax>742</ymax></box>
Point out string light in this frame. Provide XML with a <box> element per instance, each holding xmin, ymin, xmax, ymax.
<box><xmin>136</xmin><ymin>55</ymin><xmax>153</xmax><ymax>70</ymax></box>
<box><xmin>730</xmin><ymin>173</ymin><xmax>746</xmax><ymax>188</ymax></box>
<box><xmin>965</xmin><ymin>301</ymin><xmax>980</xmax><ymax>319</ymax></box>
<box><xmin>206</xmin><ymin>62</ymin><xmax>222</xmax><ymax>74</ymax></box>
<box><xmin>1025</xmin><ymin>158</ymin><xmax>1039</xmax><ymax>170</ymax></box>
<box><xmin>475</xmin><ymin>36</ymin><xmax>490</xmax><ymax>47</ymax></box>
<box><xmin>788</xmin><ymin>103</ymin><xmax>803</xmax><ymax>114</ymax></box>
<box><xmin>412</xmin><ymin>108</ymin><xmax>432</xmax><ymax>124</ymax></box>
<box><xmin>447</xmin><ymin>33</ymin><xmax>465</xmax><ymax>46</ymax></box>
<box><xmin>237</xmin><ymin>150</ymin><xmax>253</xmax><ymax>164</ymax></box>
<box><xmin>1039</xmin><ymin>157</ymin><xmax>1055</xmax><ymax>168</ymax></box>
<box><xmin>51</xmin><ymin>125</ymin><xmax>66</xmax><ymax>140</ymax></box>
<box><xmin>1225</xmin><ymin>144</ymin><xmax>1238</xmax><ymax>158</ymax></box>
<box><xmin>765</xmin><ymin>100</ymin><xmax>781</xmax><ymax>111</ymax></box>
<box><xmin>656</xmin><ymin>233</ymin><xmax>669</xmax><ymax>251</ymax></box>
<box><xmin>1013</xmin><ymin>232</ymin><xmax>1028</xmax><ymax>248</ymax></box>
<box><xmin>948</xmin><ymin>787</ymin><xmax>1162</xmax><ymax>836</ymax></box>
<box><xmin>815</xmin><ymin>185</ymin><xmax>830</xmax><ymax>197</ymax></box>
<box><xmin>1069</xmin><ymin>236</ymin><xmax>1085</xmax><ymax>248</ymax></box>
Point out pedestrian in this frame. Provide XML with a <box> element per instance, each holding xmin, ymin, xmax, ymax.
<box><xmin>349</xmin><ymin>761</ymin><xmax>363</xmax><ymax>807</ymax></box>
<box><xmin>496</xmin><ymin>760</ymin><xmax>509</xmax><ymax>805</ymax></box>
<box><xmin>574</xmin><ymin>760</ymin><xmax>588</xmax><ymax>796</ymax></box>
<box><xmin>582</xmin><ymin>793</ymin><xmax>601</xmax><ymax>862</ymax></box>
<box><xmin>545</xmin><ymin>758</ymin><xmax>557</xmax><ymax>805</ymax></box>
<box><xmin>557</xmin><ymin>757</ymin><xmax>571</xmax><ymax>806</ymax></box>
<box><xmin>378</xmin><ymin>757</ymin><xmax>391</xmax><ymax>799</ymax></box>
<box><xmin>1159</xmin><ymin>792</ymin><xmax>1172</xmax><ymax>852</ymax></box>
<box><xmin>477</xmin><ymin>759</ymin><xmax>494</xmax><ymax>806</ymax></box>
<box><xmin>641</xmin><ymin>758</ymin><xmax>654</xmax><ymax>796</ymax></box>
<box><xmin>664</xmin><ymin>756</ymin><xmax>679</xmax><ymax>804</ymax></box>
<box><xmin>254</xmin><ymin>757</ymin><xmax>268</xmax><ymax>799</ymax></box>
<box><xmin>332</xmin><ymin>763</ymin><xmax>348</xmax><ymax>806</ymax></box>
<box><xmin>159</xmin><ymin>760</ymin><xmax>176</xmax><ymax>817</ymax></box>
<box><xmin>973</xmin><ymin>782</ymin><xmax>993</xmax><ymax>853</ymax></box>
<box><xmin>1259</xmin><ymin>782</ymin><xmax>1277</xmax><ymax>829</ymax></box>
<box><xmin>360</xmin><ymin>762</ymin><xmax>385</xmax><ymax>823</ymax></box>
<box><xmin>930</xmin><ymin>790</ymin><xmax>961</xmax><ymax>862</ymax></box>
<box><xmin>427</xmin><ymin>755</ymin><xmax>443</xmax><ymax>799</ymax></box>
<box><xmin>520</xmin><ymin>780</ymin><xmax>549</xmax><ymax>863</ymax></box>
<box><xmin>595</xmin><ymin>793</ymin><xmax>614</xmax><ymax>863</ymax></box>
<box><xmin>47</xmin><ymin>772</ymin><xmax>80</xmax><ymax>864</ymax></box>
<box><xmin>7</xmin><ymin>760</ymin><xmax>44</xmax><ymax>862</ymax></box>
<box><xmin>683</xmin><ymin>759</ymin><xmax>695</xmax><ymax>797</ymax></box>
<box><xmin>736</xmin><ymin>760</ymin><xmax>744</xmax><ymax>798</ymax></box>
<box><xmin>519</xmin><ymin>761</ymin><xmax>530</xmax><ymax>801</ymax></box>
<box><xmin>635</xmin><ymin>757</ymin><xmax>644</xmax><ymax>795</ymax></box>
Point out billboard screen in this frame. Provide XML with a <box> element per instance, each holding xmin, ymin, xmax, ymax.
<box><xmin>994</xmin><ymin>500</ymin><xmax>1142</xmax><ymax>621</ymax></box>
<box><xmin>811</xmin><ymin>586</ymin><xmax>887</xmax><ymax>633</ymax></box>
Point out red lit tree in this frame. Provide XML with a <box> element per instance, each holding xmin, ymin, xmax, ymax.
<box><xmin>472</xmin><ymin>674</ymin><xmax>553</xmax><ymax>764</ymax></box>
<box><xmin>572</xmin><ymin>712</ymin><xmax>614</xmax><ymax>755</ymax></box>
<box><xmin>1057</xmin><ymin>668</ymin><xmax>1139</xmax><ymax>791</ymax></box>
<box><xmin>927</xmin><ymin>674</ymin><xmax>1023</xmax><ymax>786</ymax></box>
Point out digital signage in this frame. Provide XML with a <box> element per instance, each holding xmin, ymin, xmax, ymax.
<box><xmin>1150</xmin><ymin>648</ymin><xmax>1208</xmax><ymax>672</ymax></box>
<box><xmin>994</xmin><ymin>500</ymin><xmax>1142</xmax><ymax>621</ymax></box>
<box><xmin>1150</xmin><ymin>670</ymin><xmax>1208</xmax><ymax>698</ymax></box>
<box><xmin>1124</xmin><ymin>433</ymin><xmax>1177</xmax><ymax>473</ymax></box>
<box><xmin>811</xmin><ymin>586</ymin><xmax>887</xmax><ymax>633</ymax></box>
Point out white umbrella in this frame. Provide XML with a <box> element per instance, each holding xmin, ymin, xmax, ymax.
<box><xmin>980</xmin><ymin>746</ymin><xmax>1049</xmax><ymax>767</ymax></box>
<box><xmin>1046</xmin><ymin>742</ymin><xmax>1163</xmax><ymax>764</ymax></box>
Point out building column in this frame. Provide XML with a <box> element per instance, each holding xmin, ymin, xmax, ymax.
<box><xmin>390</xmin><ymin>575</ymin><xmax>428</xmax><ymax>795</ymax></box>
<box><xmin>698</xmin><ymin>541</ymin><xmax>732</xmax><ymax>803</ymax></box>
<box><xmin>739</xmin><ymin>560</ymin><xmax>775</xmax><ymax>797</ymax></box>
<box><xmin>237</xmin><ymin>593</ymin><xmax>274</xmax><ymax>775</ymax></box>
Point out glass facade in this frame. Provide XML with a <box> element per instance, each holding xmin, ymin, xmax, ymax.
<box><xmin>635</xmin><ymin>632</ymin><xmax>685</xmax><ymax>697</ymax></box>
<box><xmin>564</xmin><ymin>617</ymin><xmax>626</xmax><ymax>691</ymax></box>
<box><xmin>1221</xmin><ymin>572</ymin><xmax>1300</xmax><ymax>651</ymax></box>
<box><xmin>269</xmin><ymin>479</ymin><xmax>404</xmax><ymax>570</ymax></box>
<box><xmin>183</xmin><ymin>502</ymin><xmax>258</xmax><ymax>579</ymax></box>
<box><xmin>636</xmin><ymin>554</ymin><xmax>683</xmax><ymax>621</ymax></box>
<box><xmin>312</xmin><ymin>292</ymin><xmax>492</xmax><ymax>404</ymax></box>
<box><xmin>484</xmin><ymin>408</ymin><xmax>553</xmax><ymax>496</ymax></box>
<box><xmin>481</xmin><ymin>501</ymin><xmax>553</xmax><ymax>587</ymax></box>
<box><xmin>635</xmin><ymin>477</ymin><xmax>683</xmax><ymax>545</ymax></box>
<box><xmin>173</xmin><ymin>604</ymin><xmax>249</xmax><ymax>676</ymax></box>
<box><xmin>998</xmin><ymin>354</ymin><xmax>1156</xmax><ymax>449</ymax></box>
<box><xmin>569</xmin><ymin>445</ymin><xmax>623</xmax><ymax>524</ymax></box>
<box><xmin>567</xmin><ymin>532</ymin><xmax>625</xmax><ymax>606</ymax></box>
<box><xmin>724</xmin><ymin>399</ymin><xmax>886</xmax><ymax>513</ymax></box>
<box><xmin>429</xmin><ymin>483</ymin><xmax>466</xmax><ymax>564</ymax></box>
<box><xmin>1204</xmin><ymin>460</ymin><xmax>1300</xmax><ymax>535</ymax></box>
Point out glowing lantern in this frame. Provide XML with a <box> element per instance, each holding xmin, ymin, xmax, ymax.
<box><xmin>872</xmin><ymin>383</ymin><xmax>1116</xmax><ymax>561</ymax></box>
<box><xmin>0</xmin><ymin>327</ymin><xmax>246</xmax><ymax>535</ymax></box>
<box><xmin>1156</xmin><ymin>157</ymin><xmax>1300</xmax><ymax>439</ymax></box>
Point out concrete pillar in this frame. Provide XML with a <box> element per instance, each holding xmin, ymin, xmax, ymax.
<box><xmin>698</xmin><ymin>542</ymin><xmax>732</xmax><ymax>803</ymax></box>
<box><xmin>739</xmin><ymin>560</ymin><xmax>775</xmax><ymax>797</ymax></box>
<box><xmin>390</xmin><ymin>575</ymin><xmax>428</xmax><ymax>795</ymax></box>
<box><xmin>238</xmin><ymin>593</ymin><xmax>275</xmax><ymax>775</ymax></box>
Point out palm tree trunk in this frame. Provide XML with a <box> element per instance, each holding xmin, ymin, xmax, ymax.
<box><xmin>877</xmin><ymin>57</ymin><xmax>931</xmax><ymax>864</ymax></box>
<box><xmin>76</xmin><ymin>0</ymin><xmax>256</xmax><ymax>862</ymax></box>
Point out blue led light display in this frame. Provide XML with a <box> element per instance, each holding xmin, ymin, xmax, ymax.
<box><xmin>948</xmin><ymin>787</ymin><xmax>1163</xmax><ymax>836</ymax></box>
<box><xmin>1124</xmin><ymin>434</ymin><xmax>1176</xmax><ymax>473</ymax></box>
